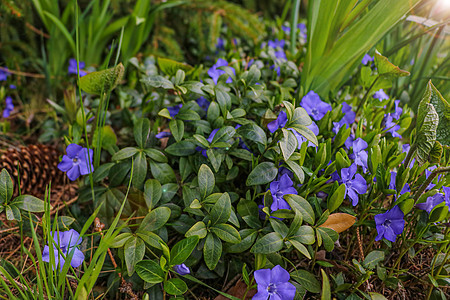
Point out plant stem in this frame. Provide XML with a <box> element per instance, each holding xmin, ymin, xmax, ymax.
<box><xmin>356</xmin><ymin>75</ymin><xmax>380</xmax><ymax>115</ymax></box>
<box><xmin>403</xmin><ymin>143</ymin><xmax>417</xmax><ymax>169</ymax></box>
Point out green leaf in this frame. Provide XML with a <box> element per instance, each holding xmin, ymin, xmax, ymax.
<box><xmin>285</xmin><ymin>160</ymin><xmax>305</xmax><ymax>184</ymax></box>
<box><xmin>12</xmin><ymin>195</ymin><xmax>46</xmax><ymax>212</ymax></box>
<box><xmin>134</xmin><ymin>118</ymin><xmax>151</xmax><ymax>148</ymax></box>
<box><xmin>291</xmin><ymin>107</ymin><xmax>313</xmax><ymax>126</ymax></box>
<box><xmin>165</xmin><ymin>141</ymin><xmax>197</xmax><ymax>156</ymax></box>
<box><xmin>0</xmin><ymin>169</ymin><xmax>13</xmax><ymax>204</ymax></box>
<box><xmin>144</xmin><ymin>179</ymin><xmax>162</xmax><ymax>209</ymax></box>
<box><xmin>141</xmin><ymin>75</ymin><xmax>174</xmax><ymax>89</ymax></box>
<box><xmin>327</xmin><ymin>184</ymin><xmax>346</xmax><ymax>212</ymax></box>
<box><xmin>250</xmin><ymin>232</ymin><xmax>284</xmax><ymax>254</ymax></box>
<box><xmin>158</xmin><ymin>57</ymin><xmax>193</xmax><ymax>76</ymax></box>
<box><xmin>287</xmin><ymin>209</ymin><xmax>303</xmax><ymax>238</ymax></box>
<box><xmin>210</xmin><ymin>193</ymin><xmax>231</xmax><ymax>225</ymax></box>
<box><xmin>363</xmin><ymin>250</ymin><xmax>385</xmax><ymax>270</ymax></box>
<box><xmin>110</xmin><ymin>233</ymin><xmax>133</xmax><ymax>248</ymax></box>
<box><xmin>374</xmin><ymin>51</ymin><xmax>410</xmax><ymax>78</ymax></box>
<box><xmin>280</xmin><ymin>129</ymin><xmax>298</xmax><ymax>161</ymax></box>
<box><xmin>144</xmin><ymin>149</ymin><xmax>168</xmax><ymax>163</ymax></box>
<box><xmin>317</xmin><ymin>227</ymin><xmax>338</xmax><ymax>251</ymax></box>
<box><xmin>210</xmin><ymin>224</ymin><xmax>241</xmax><ymax>243</ymax></box>
<box><xmin>246</xmin><ymin>162</ymin><xmax>278</xmax><ymax>186</ymax></box>
<box><xmin>5</xmin><ymin>204</ymin><xmax>21</xmax><ymax>221</ymax></box>
<box><xmin>111</xmin><ymin>147</ymin><xmax>139</xmax><ymax>161</ymax></box>
<box><xmin>289</xmin><ymin>124</ymin><xmax>318</xmax><ymax>146</ymax></box>
<box><xmin>169</xmin><ymin>119</ymin><xmax>184</xmax><ymax>142</ymax></box>
<box><xmin>124</xmin><ymin>236</ymin><xmax>145</xmax><ymax>275</ymax></box>
<box><xmin>132</xmin><ymin>152</ymin><xmax>147</xmax><ymax>188</ymax></box>
<box><xmin>185</xmin><ymin>221</ymin><xmax>207</xmax><ymax>239</ymax></box>
<box><xmin>164</xmin><ymin>278</ymin><xmax>188</xmax><ymax>295</ymax></box>
<box><xmin>416</xmin><ymin>103</ymin><xmax>438</xmax><ymax>165</ymax></box>
<box><xmin>285</xmin><ymin>194</ymin><xmax>315</xmax><ymax>224</ymax></box>
<box><xmin>149</xmin><ymin>161</ymin><xmax>176</xmax><ymax>184</ymax></box>
<box><xmin>290</xmin><ymin>225</ymin><xmax>315</xmax><ymax>245</ymax></box>
<box><xmin>204</xmin><ymin>233</ymin><xmax>222</xmax><ymax>270</ymax></box>
<box><xmin>237</xmin><ymin>124</ymin><xmax>267</xmax><ymax>146</ymax></box>
<box><xmin>135</xmin><ymin>260</ymin><xmax>165</xmax><ymax>283</ymax></box>
<box><xmin>211</xmin><ymin>126</ymin><xmax>235</xmax><ymax>144</ymax></box>
<box><xmin>429</xmin><ymin>141</ymin><xmax>443</xmax><ymax>164</ymax></box>
<box><xmin>291</xmin><ymin>269</ymin><xmax>321</xmax><ymax>293</ymax></box>
<box><xmin>139</xmin><ymin>207</ymin><xmax>171</xmax><ymax>232</ymax></box>
<box><xmin>321</xmin><ymin>269</ymin><xmax>331</xmax><ymax>300</ymax></box>
<box><xmin>170</xmin><ymin>236</ymin><xmax>200</xmax><ymax>265</ymax></box>
<box><xmin>80</xmin><ymin>63</ymin><xmax>125</xmax><ymax>95</ymax></box>
<box><xmin>289</xmin><ymin>239</ymin><xmax>311</xmax><ymax>259</ymax></box>
<box><xmin>136</xmin><ymin>231</ymin><xmax>164</xmax><ymax>250</ymax></box>
<box><xmin>198</xmin><ymin>164</ymin><xmax>215</xmax><ymax>199</ymax></box>
<box><xmin>226</xmin><ymin>229</ymin><xmax>258</xmax><ymax>253</ymax></box>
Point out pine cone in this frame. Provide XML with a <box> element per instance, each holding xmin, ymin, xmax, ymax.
<box><xmin>0</xmin><ymin>144</ymin><xmax>65</xmax><ymax>197</ymax></box>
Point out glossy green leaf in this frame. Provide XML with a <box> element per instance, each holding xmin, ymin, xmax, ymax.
<box><xmin>141</xmin><ymin>75</ymin><xmax>174</xmax><ymax>89</ymax></box>
<box><xmin>12</xmin><ymin>195</ymin><xmax>46</xmax><ymax>212</ymax></box>
<box><xmin>164</xmin><ymin>278</ymin><xmax>188</xmax><ymax>295</ymax></box>
<box><xmin>374</xmin><ymin>51</ymin><xmax>410</xmax><ymax>78</ymax></box>
<box><xmin>246</xmin><ymin>162</ymin><xmax>278</xmax><ymax>186</ymax></box>
<box><xmin>80</xmin><ymin>63</ymin><xmax>124</xmax><ymax>95</ymax></box>
<box><xmin>204</xmin><ymin>233</ymin><xmax>222</xmax><ymax>270</ymax></box>
<box><xmin>124</xmin><ymin>236</ymin><xmax>145</xmax><ymax>275</ymax></box>
<box><xmin>250</xmin><ymin>232</ymin><xmax>284</xmax><ymax>254</ymax></box>
<box><xmin>135</xmin><ymin>260</ymin><xmax>165</xmax><ymax>283</ymax></box>
<box><xmin>139</xmin><ymin>207</ymin><xmax>171</xmax><ymax>232</ymax></box>
<box><xmin>210</xmin><ymin>193</ymin><xmax>231</xmax><ymax>225</ymax></box>
<box><xmin>0</xmin><ymin>169</ymin><xmax>13</xmax><ymax>204</ymax></box>
<box><xmin>170</xmin><ymin>236</ymin><xmax>199</xmax><ymax>265</ymax></box>
<box><xmin>144</xmin><ymin>179</ymin><xmax>162</xmax><ymax>209</ymax></box>
<box><xmin>198</xmin><ymin>164</ymin><xmax>215</xmax><ymax>199</ymax></box>
<box><xmin>210</xmin><ymin>224</ymin><xmax>241</xmax><ymax>244</ymax></box>
<box><xmin>185</xmin><ymin>221</ymin><xmax>207</xmax><ymax>239</ymax></box>
<box><xmin>158</xmin><ymin>57</ymin><xmax>193</xmax><ymax>76</ymax></box>
<box><xmin>291</xmin><ymin>269</ymin><xmax>321</xmax><ymax>293</ymax></box>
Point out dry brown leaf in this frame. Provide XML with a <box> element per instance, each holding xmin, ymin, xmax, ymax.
<box><xmin>319</xmin><ymin>213</ymin><xmax>356</xmax><ymax>233</ymax></box>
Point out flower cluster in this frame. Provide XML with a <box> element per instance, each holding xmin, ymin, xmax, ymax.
<box><xmin>68</xmin><ymin>58</ymin><xmax>87</xmax><ymax>77</ymax></box>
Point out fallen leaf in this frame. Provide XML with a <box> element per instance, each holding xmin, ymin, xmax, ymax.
<box><xmin>318</xmin><ymin>213</ymin><xmax>356</xmax><ymax>233</ymax></box>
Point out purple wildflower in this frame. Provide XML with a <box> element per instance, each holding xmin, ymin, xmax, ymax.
<box><xmin>341</xmin><ymin>102</ymin><xmax>356</xmax><ymax>125</ymax></box>
<box><xmin>351</xmin><ymin>138</ymin><xmax>368</xmax><ymax>173</ymax></box>
<box><xmin>267</xmin><ymin>111</ymin><xmax>288</xmax><ymax>133</ymax></box>
<box><xmin>340</xmin><ymin>164</ymin><xmax>367</xmax><ymax>206</ymax></box>
<box><xmin>389</xmin><ymin>171</ymin><xmax>410</xmax><ymax>195</ymax></box>
<box><xmin>167</xmin><ymin>104</ymin><xmax>182</xmax><ymax>118</ymax></box>
<box><xmin>444</xmin><ymin>186</ymin><xmax>450</xmax><ymax>208</ymax></box>
<box><xmin>42</xmin><ymin>229</ymin><xmax>84</xmax><ymax>271</ymax></box>
<box><xmin>196</xmin><ymin>129</ymin><xmax>219</xmax><ymax>157</ymax></box>
<box><xmin>384</xmin><ymin>114</ymin><xmax>401</xmax><ymax>138</ymax></box>
<box><xmin>300</xmin><ymin>91</ymin><xmax>332</xmax><ymax>121</ymax></box>
<box><xmin>274</xmin><ymin>50</ymin><xmax>287</xmax><ymax>61</ymax></box>
<box><xmin>216</xmin><ymin>38</ymin><xmax>225</xmax><ymax>50</ymax></box>
<box><xmin>9</xmin><ymin>84</ymin><xmax>16</xmax><ymax>89</ymax></box>
<box><xmin>268</xmin><ymin>39</ymin><xmax>285</xmax><ymax>49</ymax></box>
<box><xmin>68</xmin><ymin>59</ymin><xmax>87</xmax><ymax>77</ymax></box>
<box><xmin>392</xmin><ymin>100</ymin><xmax>402</xmax><ymax>119</ymax></box>
<box><xmin>57</xmin><ymin>144</ymin><xmax>94</xmax><ymax>181</ymax></box>
<box><xmin>155</xmin><ymin>131</ymin><xmax>171</xmax><ymax>139</ymax></box>
<box><xmin>373</xmin><ymin>89</ymin><xmax>389</xmax><ymax>101</ymax></box>
<box><xmin>298</xmin><ymin>23</ymin><xmax>307</xmax><ymax>38</ymax></box>
<box><xmin>0</xmin><ymin>68</ymin><xmax>10</xmax><ymax>81</ymax></box>
<box><xmin>375</xmin><ymin>205</ymin><xmax>405</xmax><ymax>242</ymax></box>
<box><xmin>402</xmin><ymin>144</ymin><xmax>415</xmax><ymax>168</ymax></box>
<box><xmin>416</xmin><ymin>193</ymin><xmax>444</xmax><ymax>214</ymax></box>
<box><xmin>269</xmin><ymin>173</ymin><xmax>297</xmax><ymax>211</ymax></box>
<box><xmin>362</xmin><ymin>54</ymin><xmax>374</xmax><ymax>65</ymax></box>
<box><xmin>207</xmin><ymin>58</ymin><xmax>235</xmax><ymax>84</ymax></box>
<box><xmin>196</xmin><ymin>97</ymin><xmax>210</xmax><ymax>112</ymax></box>
<box><xmin>173</xmin><ymin>264</ymin><xmax>190</xmax><ymax>275</ymax></box>
<box><xmin>253</xmin><ymin>265</ymin><xmax>296</xmax><ymax>300</ymax></box>
<box><xmin>2</xmin><ymin>96</ymin><xmax>14</xmax><ymax>118</ymax></box>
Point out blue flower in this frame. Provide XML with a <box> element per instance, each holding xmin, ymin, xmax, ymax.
<box><xmin>416</xmin><ymin>193</ymin><xmax>444</xmax><ymax>214</ymax></box>
<box><xmin>373</xmin><ymin>89</ymin><xmax>389</xmax><ymax>101</ymax></box>
<box><xmin>281</xmin><ymin>25</ymin><xmax>290</xmax><ymax>34</ymax></box>
<box><xmin>298</xmin><ymin>23</ymin><xmax>307</xmax><ymax>38</ymax></box>
<box><xmin>196</xmin><ymin>129</ymin><xmax>219</xmax><ymax>157</ymax></box>
<box><xmin>253</xmin><ymin>265</ymin><xmax>296</xmax><ymax>300</ymax></box>
<box><xmin>207</xmin><ymin>58</ymin><xmax>235</xmax><ymax>84</ymax></box>
<box><xmin>402</xmin><ymin>144</ymin><xmax>415</xmax><ymax>168</ymax></box>
<box><xmin>42</xmin><ymin>229</ymin><xmax>84</xmax><ymax>271</ymax></box>
<box><xmin>362</xmin><ymin>54</ymin><xmax>374</xmax><ymax>65</ymax></box>
<box><xmin>392</xmin><ymin>100</ymin><xmax>402</xmax><ymax>119</ymax></box>
<box><xmin>216</xmin><ymin>38</ymin><xmax>225</xmax><ymax>50</ymax></box>
<box><xmin>2</xmin><ymin>96</ymin><xmax>14</xmax><ymax>118</ymax></box>
<box><xmin>68</xmin><ymin>59</ymin><xmax>87</xmax><ymax>77</ymax></box>
<box><xmin>196</xmin><ymin>97</ymin><xmax>210</xmax><ymax>112</ymax></box>
<box><xmin>267</xmin><ymin>111</ymin><xmax>288</xmax><ymax>133</ymax></box>
<box><xmin>288</xmin><ymin>121</ymin><xmax>319</xmax><ymax>148</ymax></box>
<box><xmin>389</xmin><ymin>171</ymin><xmax>410</xmax><ymax>196</ymax></box>
<box><xmin>0</xmin><ymin>68</ymin><xmax>10</xmax><ymax>81</ymax></box>
<box><xmin>155</xmin><ymin>131</ymin><xmax>171</xmax><ymax>139</ymax></box>
<box><xmin>350</xmin><ymin>138</ymin><xmax>368</xmax><ymax>173</ymax></box>
<box><xmin>268</xmin><ymin>39</ymin><xmax>285</xmax><ymax>49</ymax></box>
<box><xmin>9</xmin><ymin>84</ymin><xmax>16</xmax><ymax>89</ymax></box>
<box><xmin>341</xmin><ymin>102</ymin><xmax>355</xmax><ymax>126</ymax></box>
<box><xmin>274</xmin><ymin>50</ymin><xmax>287</xmax><ymax>61</ymax></box>
<box><xmin>270</xmin><ymin>65</ymin><xmax>281</xmax><ymax>77</ymax></box>
<box><xmin>375</xmin><ymin>205</ymin><xmax>405</xmax><ymax>242</ymax></box>
<box><xmin>269</xmin><ymin>173</ymin><xmax>297</xmax><ymax>211</ymax></box>
<box><xmin>300</xmin><ymin>91</ymin><xmax>332</xmax><ymax>121</ymax></box>
<box><xmin>167</xmin><ymin>104</ymin><xmax>182</xmax><ymax>118</ymax></box>
<box><xmin>173</xmin><ymin>263</ymin><xmax>190</xmax><ymax>275</ymax></box>
<box><xmin>384</xmin><ymin>114</ymin><xmax>401</xmax><ymax>138</ymax></box>
<box><xmin>57</xmin><ymin>144</ymin><xmax>94</xmax><ymax>181</ymax></box>
<box><xmin>340</xmin><ymin>164</ymin><xmax>367</xmax><ymax>206</ymax></box>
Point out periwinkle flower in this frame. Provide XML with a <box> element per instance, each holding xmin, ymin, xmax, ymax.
<box><xmin>9</xmin><ymin>84</ymin><xmax>16</xmax><ymax>89</ymax></box>
<box><xmin>207</xmin><ymin>58</ymin><xmax>235</xmax><ymax>84</ymax></box>
<box><xmin>341</xmin><ymin>102</ymin><xmax>356</xmax><ymax>126</ymax></box>
<box><xmin>196</xmin><ymin>97</ymin><xmax>210</xmax><ymax>112</ymax></box>
<box><xmin>281</xmin><ymin>25</ymin><xmax>290</xmax><ymax>34</ymax></box>
<box><xmin>392</xmin><ymin>100</ymin><xmax>402</xmax><ymax>120</ymax></box>
<box><xmin>268</xmin><ymin>39</ymin><xmax>285</xmax><ymax>49</ymax></box>
<box><xmin>216</xmin><ymin>38</ymin><xmax>225</xmax><ymax>50</ymax></box>
<box><xmin>167</xmin><ymin>104</ymin><xmax>182</xmax><ymax>118</ymax></box>
<box><xmin>155</xmin><ymin>131</ymin><xmax>171</xmax><ymax>139</ymax></box>
<box><xmin>2</xmin><ymin>96</ymin><xmax>14</xmax><ymax>118</ymax></box>
<box><xmin>267</xmin><ymin>111</ymin><xmax>288</xmax><ymax>133</ymax></box>
<box><xmin>298</xmin><ymin>23</ymin><xmax>307</xmax><ymax>38</ymax></box>
<box><xmin>384</xmin><ymin>114</ymin><xmax>401</xmax><ymax>138</ymax></box>
<box><xmin>196</xmin><ymin>129</ymin><xmax>219</xmax><ymax>157</ymax></box>
<box><xmin>68</xmin><ymin>59</ymin><xmax>87</xmax><ymax>77</ymax></box>
<box><xmin>402</xmin><ymin>144</ymin><xmax>415</xmax><ymax>168</ymax></box>
<box><xmin>389</xmin><ymin>171</ymin><xmax>410</xmax><ymax>196</ymax></box>
<box><xmin>340</xmin><ymin>164</ymin><xmax>367</xmax><ymax>206</ymax></box>
<box><xmin>373</xmin><ymin>89</ymin><xmax>389</xmax><ymax>101</ymax></box>
<box><xmin>57</xmin><ymin>144</ymin><xmax>94</xmax><ymax>181</ymax></box>
<box><xmin>444</xmin><ymin>186</ymin><xmax>450</xmax><ymax>208</ymax></box>
<box><xmin>375</xmin><ymin>205</ymin><xmax>405</xmax><ymax>242</ymax></box>
<box><xmin>362</xmin><ymin>54</ymin><xmax>374</xmax><ymax>65</ymax></box>
<box><xmin>269</xmin><ymin>173</ymin><xmax>297</xmax><ymax>211</ymax></box>
<box><xmin>42</xmin><ymin>229</ymin><xmax>84</xmax><ymax>271</ymax></box>
<box><xmin>289</xmin><ymin>121</ymin><xmax>319</xmax><ymax>148</ymax></box>
<box><xmin>253</xmin><ymin>265</ymin><xmax>296</xmax><ymax>300</ymax></box>
<box><xmin>274</xmin><ymin>50</ymin><xmax>287</xmax><ymax>61</ymax></box>
<box><xmin>173</xmin><ymin>263</ymin><xmax>190</xmax><ymax>275</ymax></box>
<box><xmin>350</xmin><ymin>138</ymin><xmax>368</xmax><ymax>172</ymax></box>
<box><xmin>424</xmin><ymin>166</ymin><xmax>441</xmax><ymax>190</ymax></box>
<box><xmin>300</xmin><ymin>91</ymin><xmax>332</xmax><ymax>121</ymax></box>
<box><xmin>270</xmin><ymin>65</ymin><xmax>281</xmax><ymax>77</ymax></box>
<box><xmin>0</xmin><ymin>68</ymin><xmax>10</xmax><ymax>81</ymax></box>
<box><xmin>416</xmin><ymin>193</ymin><xmax>444</xmax><ymax>214</ymax></box>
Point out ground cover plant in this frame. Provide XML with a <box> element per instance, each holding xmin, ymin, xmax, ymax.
<box><xmin>0</xmin><ymin>0</ymin><xmax>449</xmax><ymax>299</ymax></box>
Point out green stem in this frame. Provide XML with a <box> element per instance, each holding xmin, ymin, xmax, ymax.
<box><xmin>403</xmin><ymin>143</ymin><xmax>417</xmax><ymax>169</ymax></box>
<box><xmin>355</xmin><ymin>75</ymin><xmax>380</xmax><ymax>115</ymax></box>
<box><xmin>289</xmin><ymin>0</ymin><xmax>301</xmax><ymax>54</ymax></box>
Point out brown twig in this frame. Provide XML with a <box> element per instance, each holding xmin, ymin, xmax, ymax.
<box><xmin>0</xmin><ymin>66</ymin><xmax>45</xmax><ymax>79</ymax></box>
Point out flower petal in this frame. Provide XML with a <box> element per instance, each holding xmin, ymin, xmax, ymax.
<box><xmin>61</xmin><ymin>229</ymin><xmax>82</xmax><ymax>248</ymax></box>
<box><xmin>67</xmin><ymin>165</ymin><xmax>81</xmax><ymax>181</ymax></box>
<box><xmin>276</xmin><ymin>282</ymin><xmax>296</xmax><ymax>300</ymax></box>
<box><xmin>351</xmin><ymin>174</ymin><xmax>367</xmax><ymax>194</ymax></box>
<box><xmin>254</xmin><ymin>268</ymin><xmax>272</xmax><ymax>287</ymax></box>
<box><xmin>69</xmin><ymin>248</ymin><xmax>85</xmax><ymax>268</ymax></box>
<box><xmin>271</xmin><ymin>265</ymin><xmax>290</xmax><ymax>283</ymax></box>
<box><xmin>66</xmin><ymin>144</ymin><xmax>83</xmax><ymax>158</ymax></box>
<box><xmin>58</xmin><ymin>156</ymin><xmax>73</xmax><ymax>172</ymax></box>
<box><xmin>252</xmin><ymin>290</ymin><xmax>269</xmax><ymax>300</ymax></box>
<box><xmin>347</xmin><ymin>188</ymin><xmax>359</xmax><ymax>206</ymax></box>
